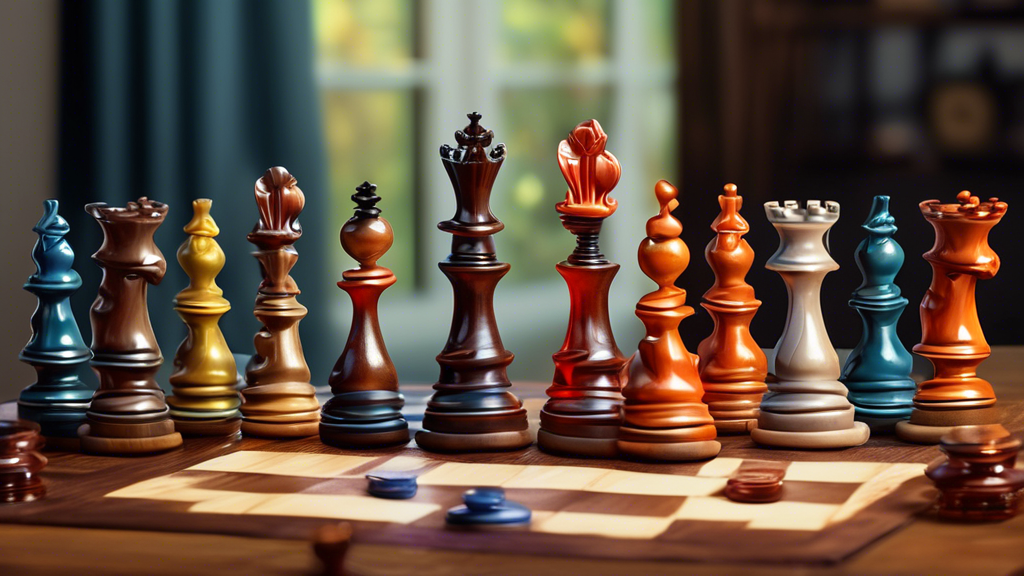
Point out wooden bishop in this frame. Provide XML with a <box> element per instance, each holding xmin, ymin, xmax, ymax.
<box><xmin>618</xmin><ymin>180</ymin><xmax>720</xmax><ymax>461</ymax></box>
<box><xmin>241</xmin><ymin>167</ymin><xmax>320</xmax><ymax>438</ymax></box>
<box><xmin>320</xmin><ymin>182</ymin><xmax>409</xmax><ymax>448</ymax></box>
<box><xmin>697</xmin><ymin>184</ymin><xmax>767</xmax><ymax>434</ymax></box>
<box><xmin>167</xmin><ymin>199</ymin><xmax>242</xmax><ymax>437</ymax></box>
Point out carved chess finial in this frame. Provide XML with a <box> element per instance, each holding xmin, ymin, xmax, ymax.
<box><xmin>698</xmin><ymin>183</ymin><xmax>767</xmax><ymax>435</ymax></box>
<box><xmin>168</xmin><ymin>199</ymin><xmax>242</xmax><ymax>437</ymax></box>
<box><xmin>556</xmin><ymin>119</ymin><xmax>621</xmax><ymax>218</ymax></box>
<box><xmin>250</xmin><ymin>166</ymin><xmax>304</xmax><ymax>245</ymax></box>
<box><xmin>341</xmin><ymin>182</ymin><xmax>394</xmax><ymax>275</ymax></box>
<box><xmin>351</xmin><ymin>181</ymin><xmax>382</xmax><ymax>220</ymax></box>
<box><xmin>637</xmin><ymin>180</ymin><xmax>686</xmax><ymax>306</ymax></box>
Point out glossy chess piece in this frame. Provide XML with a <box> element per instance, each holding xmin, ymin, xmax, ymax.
<box><xmin>697</xmin><ymin>184</ymin><xmax>767</xmax><ymax>434</ymax></box>
<box><xmin>242</xmin><ymin>167</ymin><xmax>320</xmax><ymax>438</ymax></box>
<box><xmin>618</xmin><ymin>180</ymin><xmax>720</xmax><ymax>462</ymax></box>
<box><xmin>538</xmin><ymin>119</ymin><xmax>629</xmax><ymax>458</ymax></box>
<box><xmin>18</xmin><ymin>200</ymin><xmax>93</xmax><ymax>449</ymax></box>
<box><xmin>79</xmin><ymin>198</ymin><xmax>183</xmax><ymax>455</ymax></box>
<box><xmin>750</xmin><ymin>200</ymin><xmax>870</xmax><ymax>449</ymax></box>
<box><xmin>321</xmin><ymin>182</ymin><xmax>409</xmax><ymax>448</ymax></box>
<box><xmin>840</xmin><ymin>196</ymin><xmax>915</xmax><ymax>433</ymax></box>
<box><xmin>167</xmin><ymin>199</ymin><xmax>243</xmax><ymax>437</ymax></box>
<box><xmin>416</xmin><ymin>113</ymin><xmax>530</xmax><ymax>453</ymax></box>
<box><xmin>897</xmin><ymin>192</ymin><xmax>1008</xmax><ymax>444</ymax></box>
<box><xmin>925</xmin><ymin>424</ymin><xmax>1024</xmax><ymax>521</ymax></box>
<box><xmin>0</xmin><ymin>420</ymin><xmax>47</xmax><ymax>503</ymax></box>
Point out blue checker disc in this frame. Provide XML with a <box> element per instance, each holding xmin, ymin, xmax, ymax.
<box><xmin>446</xmin><ymin>487</ymin><xmax>531</xmax><ymax>526</ymax></box>
<box><xmin>366</xmin><ymin>470</ymin><xmax>418</xmax><ymax>500</ymax></box>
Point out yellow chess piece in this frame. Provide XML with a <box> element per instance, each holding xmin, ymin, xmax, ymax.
<box><xmin>168</xmin><ymin>199</ymin><xmax>243</xmax><ymax>436</ymax></box>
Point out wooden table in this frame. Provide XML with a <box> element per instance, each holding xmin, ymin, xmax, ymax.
<box><xmin>1</xmin><ymin>347</ymin><xmax>1022</xmax><ymax>576</ymax></box>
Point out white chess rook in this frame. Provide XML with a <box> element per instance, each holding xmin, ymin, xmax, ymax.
<box><xmin>751</xmin><ymin>200</ymin><xmax>870</xmax><ymax>449</ymax></box>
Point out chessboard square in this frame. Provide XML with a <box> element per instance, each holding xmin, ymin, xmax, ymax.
<box><xmin>502</xmin><ymin>465</ymin><xmax>611</xmax><ymax>490</ymax></box>
<box><xmin>367</xmin><ymin>455</ymin><xmax>435</xmax><ymax>473</ymax></box>
<box><xmin>532</xmin><ymin>511</ymin><xmax>674</xmax><ymax>539</ymax></box>
<box><xmin>417</xmin><ymin>462</ymin><xmax>525</xmax><ymax>487</ymax></box>
<box><xmin>784</xmin><ymin>461</ymin><xmax>887</xmax><ymax>483</ymax></box>
<box><xmin>187</xmin><ymin>492</ymin><xmax>275</xmax><ymax>514</ymax></box>
<box><xmin>562</xmin><ymin>493</ymin><xmax>686</xmax><ymax>517</ymax></box>
<box><xmin>245</xmin><ymin>493</ymin><xmax>440</xmax><ymax>524</ymax></box>
<box><xmin>587</xmin><ymin>470</ymin><xmax>727</xmax><ymax>497</ymax></box>
<box><xmin>674</xmin><ymin>497</ymin><xmax>841</xmax><ymax>531</ymax></box>
<box><xmin>105</xmin><ymin>475</ymin><xmax>202</xmax><ymax>499</ymax></box>
<box><xmin>697</xmin><ymin>457</ymin><xmax>744</xmax><ymax>478</ymax></box>
<box><xmin>187</xmin><ymin>451</ymin><xmax>375</xmax><ymax>478</ymax></box>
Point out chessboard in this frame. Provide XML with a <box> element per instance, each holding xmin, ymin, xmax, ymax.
<box><xmin>4</xmin><ymin>387</ymin><xmax>1021</xmax><ymax>566</ymax></box>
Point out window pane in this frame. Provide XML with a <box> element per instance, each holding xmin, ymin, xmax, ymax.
<box><xmin>639</xmin><ymin>0</ymin><xmax>676</xmax><ymax>64</ymax></box>
<box><xmin>494</xmin><ymin>86</ymin><xmax>613</xmax><ymax>283</ymax></box>
<box><xmin>314</xmin><ymin>0</ymin><xmax>414</xmax><ymax>69</ymax></box>
<box><xmin>322</xmin><ymin>90</ymin><xmax>416</xmax><ymax>290</ymax></box>
<box><xmin>501</xmin><ymin>0</ymin><xmax>609</xmax><ymax>63</ymax></box>
<box><xmin>642</xmin><ymin>88</ymin><xmax>678</xmax><ymax>188</ymax></box>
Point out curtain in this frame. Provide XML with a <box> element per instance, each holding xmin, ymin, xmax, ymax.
<box><xmin>58</xmin><ymin>0</ymin><xmax>334</xmax><ymax>384</ymax></box>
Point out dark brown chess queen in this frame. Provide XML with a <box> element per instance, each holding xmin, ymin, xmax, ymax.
<box><xmin>79</xmin><ymin>198</ymin><xmax>183</xmax><ymax>455</ymax></box>
<box><xmin>415</xmin><ymin>113</ymin><xmax>531</xmax><ymax>453</ymax></box>
<box><xmin>320</xmin><ymin>182</ymin><xmax>409</xmax><ymax>448</ymax></box>
<box><xmin>241</xmin><ymin>168</ymin><xmax>320</xmax><ymax>438</ymax></box>
<box><xmin>538</xmin><ymin>119</ymin><xmax>629</xmax><ymax>458</ymax></box>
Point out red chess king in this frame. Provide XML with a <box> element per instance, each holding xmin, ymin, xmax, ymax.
<box><xmin>538</xmin><ymin>119</ymin><xmax>629</xmax><ymax>459</ymax></box>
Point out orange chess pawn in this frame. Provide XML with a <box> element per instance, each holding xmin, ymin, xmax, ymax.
<box><xmin>697</xmin><ymin>184</ymin><xmax>767</xmax><ymax>434</ymax></box>
<box><xmin>896</xmin><ymin>191</ymin><xmax>1008</xmax><ymax>444</ymax></box>
<box><xmin>617</xmin><ymin>180</ymin><xmax>720</xmax><ymax>462</ymax></box>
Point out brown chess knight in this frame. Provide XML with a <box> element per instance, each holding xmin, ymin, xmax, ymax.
<box><xmin>697</xmin><ymin>184</ymin><xmax>767</xmax><ymax>434</ymax></box>
<box><xmin>241</xmin><ymin>167</ymin><xmax>320</xmax><ymax>438</ymax></box>
<box><xmin>79</xmin><ymin>198</ymin><xmax>183</xmax><ymax>455</ymax></box>
<box><xmin>897</xmin><ymin>191</ymin><xmax>1008</xmax><ymax>443</ymax></box>
<box><xmin>617</xmin><ymin>180</ymin><xmax>720</xmax><ymax>461</ymax></box>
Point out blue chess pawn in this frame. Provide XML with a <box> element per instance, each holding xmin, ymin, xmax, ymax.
<box><xmin>18</xmin><ymin>200</ymin><xmax>93</xmax><ymax>446</ymax></box>
<box><xmin>840</xmin><ymin>196</ymin><xmax>915</xmax><ymax>432</ymax></box>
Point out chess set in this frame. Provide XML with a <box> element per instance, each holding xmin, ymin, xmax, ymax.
<box><xmin>1</xmin><ymin>114</ymin><xmax>1022</xmax><ymax>567</ymax></box>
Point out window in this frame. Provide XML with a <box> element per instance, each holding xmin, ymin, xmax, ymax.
<box><xmin>314</xmin><ymin>0</ymin><xmax>678</xmax><ymax>383</ymax></box>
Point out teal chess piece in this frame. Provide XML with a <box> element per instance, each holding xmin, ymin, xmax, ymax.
<box><xmin>840</xmin><ymin>196</ymin><xmax>915</xmax><ymax>432</ymax></box>
<box><xmin>18</xmin><ymin>200</ymin><xmax>93</xmax><ymax>448</ymax></box>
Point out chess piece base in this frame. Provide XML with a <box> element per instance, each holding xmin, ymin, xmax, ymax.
<box><xmin>173</xmin><ymin>417</ymin><xmax>242</xmax><ymax>438</ymax></box>
<box><xmin>321</xmin><ymin>425</ymin><xmax>410</xmax><ymax>449</ymax></box>
<box><xmin>933</xmin><ymin>488</ymin><xmax>1024</xmax><ymax>522</ymax></box>
<box><xmin>415</xmin><ymin>429</ymin><xmax>531</xmax><ymax>453</ymax></box>
<box><xmin>751</xmin><ymin>422</ymin><xmax>870</xmax><ymax>449</ymax></box>
<box><xmin>714</xmin><ymin>418</ymin><xmax>759</xmax><ymax>435</ymax></box>
<box><xmin>41</xmin><ymin>436</ymin><xmax>79</xmax><ymax>452</ymax></box>
<box><xmin>17</xmin><ymin>402</ymin><xmax>90</xmax><ymax>442</ymax></box>
<box><xmin>855</xmin><ymin>413</ymin><xmax>907</xmax><ymax>434</ymax></box>
<box><xmin>241</xmin><ymin>419</ymin><xmax>319</xmax><ymax>439</ymax></box>
<box><xmin>537</xmin><ymin>429</ymin><xmax>618</xmax><ymax>458</ymax></box>
<box><xmin>78</xmin><ymin>424</ymin><xmax>183</xmax><ymax>455</ymax></box>
<box><xmin>896</xmin><ymin>406</ymin><xmax>1000</xmax><ymax>444</ymax></box>
<box><xmin>618</xmin><ymin>439</ymin><xmax>721</xmax><ymax>462</ymax></box>
<box><xmin>1</xmin><ymin>482</ymin><xmax>46</xmax><ymax>504</ymax></box>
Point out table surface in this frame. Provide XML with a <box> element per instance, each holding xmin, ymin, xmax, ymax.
<box><xmin>1</xmin><ymin>346</ymin><xmax>1022</xmax><ymax>576</ymax></box>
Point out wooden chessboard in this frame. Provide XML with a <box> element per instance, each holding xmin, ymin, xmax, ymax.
<box><xmin>3</xmin><ymin>387</ymin><xmax>1021</xmax><ymax>566</ymax></box>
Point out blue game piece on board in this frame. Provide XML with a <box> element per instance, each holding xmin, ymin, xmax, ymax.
<box><xmin>366</xmin><ymin>470</ymin><xmax>418</xmax><ymax>499</ymax></box>
<box><xmin>18</xmin><ymin>200</ymin><xmax>93</xmax><ymax>443</ymax></box>
<box><xmin>446</xmin><ymin>487</ymin><xmax>531</xmax><ymax>525</ymax></box>
<box><xmin>840</xmin><ymin>196</ymin><xmax>915</xmax><ymax>433</ymax></box>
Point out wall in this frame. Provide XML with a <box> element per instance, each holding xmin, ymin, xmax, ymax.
<box><xmin>0</xmin><ymin>0</ymin><xmax>60</xmax><ymax>401</ymax></box>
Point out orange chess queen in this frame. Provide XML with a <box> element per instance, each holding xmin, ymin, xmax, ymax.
<box><xmin>896</xmin><ymin>191</ymin><xmax>1008</xmax><ymax>444</ymax></box>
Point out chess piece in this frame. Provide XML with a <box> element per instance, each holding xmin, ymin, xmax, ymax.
<box><xmin>0</xmin><ymin>420</ymin><xmax>47</xmax><ymax>503</ymax></box>
<box><xmin>538</xmin><ymin>119</ymin><xmax>630</xmax><ymax>458</ymax></box>
<box><xmin>725</xmin><ymin>463</ymin><xmax>786</xmax><ymax>504</ymax></box>
<box><xmin>416</xmin><ymin>113</ymin><xmax>530</xmax><ymax>453</ymax></box>
<box><xmin>750</xmin><ymin>200</ymin><xmax>870</xmax><ymax>449</ymax></box>
<box><xmin>242</xmin><ymin>167</ymin><xmax>320</xmax><ymax>438</ymax></box>
<box><xmin>320</xmin><ymin>182</ymin><xmax>409</xmax><ymax>448</ymax></box>
<box><xmin>313</xmin><ymin>522</ymin><xmax>353</xmax><ymax>576</ymax></box>
<box><xmin>446</xmin><ymin>487</ymin><xmax>532</xmax><ymax>525</ymax></box>
<box><xmin>697</xmin><ymin>184</ymin><xmax>767</xmax><ymax>434</ymax></box>
<box><xmin>167</xmin><ymin>199</ymin><xmax>243</xmax><ymax>437</ymax></box>
<box><xmin>897</xmin><ymin>192</ymin><xmax>1007</xmax><ymax>444</ymax></box>
<box><xmin>841</xmin><ymin>196</ymin><xmax>914</xmax><ymax>433</ymax></box>
<box><xmin>18</xmin><ymin>200</ymin><xmax>93</xmax><ymax>449</ymax></box>
<box><xmin>618</xmin><ymin>181</ymin><xmax>720</xmax><ymax>462</ymax></box>
<box><xmin>79</xmin><ymin>198</ymin><xmax>183</xmax><ymax>455</ymax></box>
<box><xmin>925</xmin><ymin>424</ymin><xmax>1024</xmax><ymax>521</ymax></box>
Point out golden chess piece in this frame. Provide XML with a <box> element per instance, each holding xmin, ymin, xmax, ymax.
<box><xmin>167</xmin><ymin>199</ymin><xmax>243</xmax><ymax>436</ymax></box>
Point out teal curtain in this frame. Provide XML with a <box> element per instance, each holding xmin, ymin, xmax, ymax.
<box><xmin>59</xmin><ymin>0</ymin><xmax>334</xmax><ymax>384</ymax></box>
